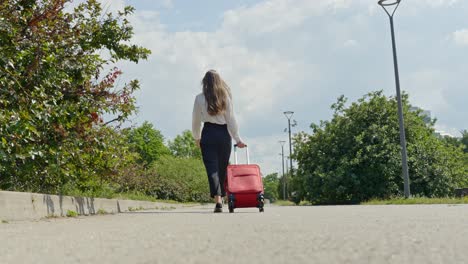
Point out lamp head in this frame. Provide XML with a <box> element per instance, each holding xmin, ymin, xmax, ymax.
<box><xmin>284</xmin><ymin>111</ymin><xmax>294</xmax><ymax>120</ymax></box>
<box><xmin>378</xmin><ymin>0</ymin><xmax>402</xmax><ymax>17</ymax></box>
<box><xmin>378</xmin><ymin>0</ymin><xmax>401</xmax><ymax>6</ymax></box>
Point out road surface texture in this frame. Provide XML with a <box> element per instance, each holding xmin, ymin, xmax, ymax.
<box><xmin>1</xmin><ymin>204</ymin><xmax>467</xmax><ymax>264</ymax></box>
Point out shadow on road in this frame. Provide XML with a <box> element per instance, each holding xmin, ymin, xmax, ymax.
<box><xmin>122</xmin><ymin>211</ymin><xmax>259</xmax><ymax>215</ymax></box>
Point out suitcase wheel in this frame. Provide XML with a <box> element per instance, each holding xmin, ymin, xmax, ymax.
<box><xmin>228</xmin><ymin>194</ymin><xmax>235</xmax><ymax>213</ymax></box>
<box><xmin>257</xmin><ymin>193</ymin><xmax>265</xmax><ymax>210</ymax></box>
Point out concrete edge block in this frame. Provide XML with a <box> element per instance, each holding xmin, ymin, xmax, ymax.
<box><xmin>0</xmin><ymin>190</ymin><xmax>185</xmax><ymax>222</ymax></box>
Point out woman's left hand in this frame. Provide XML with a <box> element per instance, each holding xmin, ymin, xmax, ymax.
<box><xmin>236</xmin><ymin>141</ymin><xmax>247</xmax><ymax>148</ymax></box>
<box><xmin>196</xmin><ymin>139</ymin><xmax>201</xmax><ymax>148</ymax></box>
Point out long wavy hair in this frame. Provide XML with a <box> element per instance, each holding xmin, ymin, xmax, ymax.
<box><xmin>202</xmin><ymin>70</ymin><xmax>232</xmax><ymax>116</ymax></box>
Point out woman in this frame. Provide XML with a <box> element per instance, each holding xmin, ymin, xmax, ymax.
<box><xmin>192</xmin><ymin>70</ymin><xmax>246</xmax><ymax>213</ymax></box>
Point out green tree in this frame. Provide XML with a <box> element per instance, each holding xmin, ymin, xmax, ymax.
<box><xmin>293</xmin><ymin>91</ymin><xmax>468</xmax><ymax>204</ymax></box>
<box><xmin>263</xmin><ymin>173</ymin><xmax>280</xmax><ymax>202</ymax></box>
<box><xmin>461</xmin><ymin>130</ymin><xmax>468</xmax><ymax>170</ymax></box>
<box><xmin>168</xmin><ymin>130</ymin><xmax>202</xmax><ymax>159</ymax></box>
<box><xmin>0</xmin><ymin>0</ymin><xmax>150</xmax><ymax>193</ymax></box>
<box><xmin>461</xmin><ymin>130</ymin><xmax>468</xmax><ymax>154</ymax></box>
<box><xmin>126</xmin><ymin>122</ymin><xmax>170</xmax><ymax>165</ymax></box>
<box><xmin>441</xmin><ymin>136</ymin><xmax>462</xmax><ymax>149</ymax></box>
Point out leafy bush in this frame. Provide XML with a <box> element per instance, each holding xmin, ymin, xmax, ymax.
<box><xmin>0</xmin><ymin>0</ymin><xmax>150</xmax><ymax>193</ymax></box>
<box><xmin>263</xmin><ymin>173</ymin><xmax>280</xmax><ymax>202</ymax></box>
<box><xmin>150</xmin><ymin>156</ymin><xmax>211</xmax><ymax>203</ymax></box>
<box><xmin>293</xmin><ymin>91</ymin><xmax>468</xmax><ymax>204</ymax></box>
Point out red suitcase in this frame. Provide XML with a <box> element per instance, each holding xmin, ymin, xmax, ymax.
<box><xmin>226</xmin><ymin>145</ymin><xmax>265</xmax><ymax>213</ymax></box>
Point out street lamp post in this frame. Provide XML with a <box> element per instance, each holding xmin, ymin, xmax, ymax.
<box><xmin>279</xmin><ymin>141</ymin><xmax>286</xmax><ymax>200</ymax></box>
<box><xmin>285</xmin><ymin>156</ymin><xmax>289</xmax><ymax>198</ymax></box>
<box><xmin>378</xmin><ymin>0</ymin><xmax>410</xmax><ymax>198</ymax></box>
<box><xmin>284</xmin><ymin>111</ymin><xmax>294</xmax><ymax>176</ymax></box>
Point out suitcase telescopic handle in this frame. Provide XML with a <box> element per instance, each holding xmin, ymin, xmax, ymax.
<box><xmin>234</xmin><ymin>144</ymin><xmax>250</xmax><ymax>165</ymax></box>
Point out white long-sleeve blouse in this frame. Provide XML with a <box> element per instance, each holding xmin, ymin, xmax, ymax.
<box><xmin>192</xmin><ymin>93</ymin><xmax>242</xmax><ymax>143</ymax></box>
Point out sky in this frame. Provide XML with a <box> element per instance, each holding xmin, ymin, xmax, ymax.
<box><xmin>87</xmin><ymin>0</ymin><xmax>467</xmax><ymax>175</ymax></box>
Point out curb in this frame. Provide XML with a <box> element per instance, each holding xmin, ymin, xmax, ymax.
<box><xmin>0</xmin><ymin>190</ymin><xmax>186</xmax><ymax>221</ymax></box>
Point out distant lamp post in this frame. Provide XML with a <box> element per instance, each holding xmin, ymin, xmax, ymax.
<box><xmin>284</xmin><ymin>111</ymin><xmax>294</xmax><ymax>176</ymax></box>
<box><xmin>378</xmin><ymin>0</ymin><xmax>410</xmax><ymax>198</ymax></box>
<box><xmin>279</xmin><ymin>140</ymin><xmax>286</xmax><ymax>200</ymax></box>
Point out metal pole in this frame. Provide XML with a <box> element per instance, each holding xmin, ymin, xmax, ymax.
<box><xmin>389</xmin><ymin>15</ymin><xmax>411</xmax><ymax>198</ymax></box>
<box><xmin>281</xmin><ymin>145</ymin><xmax>285</xmax><ymax>200</ymax></box>
<box><xmin>285</xmin><ymin>156</ymin><xmax>289</xmax><ymax>199</ymax></box>
<box><xmin>283</xmin><ymin>111</ymin><xmax>294</xmax><ymax>200</ymax></box>
<box><xmin>288</xmin><ymin>119</ymin><xmax>293</xmax><ymax>174</ymax></box>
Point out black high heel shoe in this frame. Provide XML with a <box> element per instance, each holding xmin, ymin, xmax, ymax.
<box><xmin>214</xmin><ymin>203</ymin><xmax>223</xmax><ymax>213</ymax></box>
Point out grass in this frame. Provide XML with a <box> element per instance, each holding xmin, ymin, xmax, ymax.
<box><xmin>66</xmin><ymin>189</ymin><xmax>199</xmax><ymax>205</ymax></box>
<box><xmin>110</xmin><ymin>193</ymin><xmax>201</xmax><ymax>206</ymax></box>
<box><xmin>127</xmin><ymin>206</ymin><xmax>146</xmax><ymax>212</ymax></box>
<box><xmin>160</xmin><ymin>206</ymin><xmax>177</xmax><ymax>211</ymax></box>
<box><xmin>63</xmin><ymin>186</ymin><xmax>158</xmax><ymax>203</ymax></box>
<box><xmin>273</xmin><ymin>200</ymin><xmax>297</xmax><ymax>206</ymax></box>
<box><xmin>97</xmin><ymin>209</ymin><xmax>108</xmax><ymax>215</ymax></box>
<box><xmin>273</xmin><ymin>197</ymin><xmax>468</xmax><ymax>206</ymax></box>
<box><xmin>363</xmin><ymin>196</ymin><xmax>468</xmax><ymax>205</ymax></box>
<box><xmin>20</xmin><ymin>183</ymin><xmax>203</xmax><ymax>205</ymax></box>
<box><xmin>46</xmin><ymin>214</ymin><xmax>59</xmax><ymax>219</ymax></box>
<box><xmin>66</xmin><ymin>210</ymin><xmax>78</xmax><ymax>217</ymax></box>
<box><xmin>101</xmin><ymin>191</ymin><xmax>196</xmax><ymax>205</ymax></box>
<box><xmin>127</xmin><ymin>205</ymin><xmax>176</xmax><ymax>212</ymax></box>
<box><xmin>113</xmin><ymin>192</ymin><xmax>158</xmax><ymax>202</ymax></box>
<box><xmin>154</xmin><ymin>199</ymin><xmax>199</xmax><ymax>205</ymax></box>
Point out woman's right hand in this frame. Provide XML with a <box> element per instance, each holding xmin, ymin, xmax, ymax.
<box><xmin>236</xmin><ymin>141</ymin><xmax>247</xmax><ymax>148</ymax></box>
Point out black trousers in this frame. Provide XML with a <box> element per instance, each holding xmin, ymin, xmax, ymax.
<box><xmin>200</xmin><ymin>122</ymin><xmax>232</xmax><ymax>198</ymax></box>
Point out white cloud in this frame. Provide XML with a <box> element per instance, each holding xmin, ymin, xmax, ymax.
<box><xmin>100</xmin><ymin>0</ymin><xmax>125</xmax><ymax>13</ymax></box>
<box><xmin>434</xmin><ymin>124</ymin><xmax>462</xmax><ymax>138</ymax></box>
<box><xmin>405</xmin><ymin>69</ymin><xmax>449</xmax><ymax>112</ymax></box>
<box><xmin>98</xmin><ymin>0</ymin><xmax>174</xmax><ymax>12</ymax></box>
<box><xmin>124</xmin><ymin>6</ymin><xmax>315</xmax><ymax>125</ymax></box>
<box><xmin>358</xmin><ymin>0</ymin><xmax>460</xmax><ymax>16</ymax></box>
<box><xmin>453</xmin><ymin>29</ymin><xmax>468</xmax><ymax>46</ymax></box>
<box><xmin>158</xmin><ymin>0</ymin><xmax>173</xmax><ymax>8</ymax></box>
<box><xmin>237</xmin><ymin>133</ymin><xmax>291</xmax><ymax>176</ymax></box>
<box><xmin>374</xmin><ymin>0</ymin><xmax>460</xmax><ymax>8</ymax></box>
<box><xmin>415</xmin><ymin>0</ymin><xmax>460</xmax><ymax>7</ymax></box>
<box><xmin>67</xmin><ymin>0</ymin><xmax>173</xmax><ymax>14</ymax></box>
<box><xmin>343</xmin><ymin>39</ymin><xmax>359</xmax><ymax>48</ymax></box>
<box><xmin>221</xmin><ymin>0</ymin><xmax>349</xmax><ymax>35</ymax></box>
<box><xmin>65</xmin><ymin>0</ymin><xmax>126</xmax><ymax>14</ymax></box>
<box><xmin>113</xmin><ymin>2</ymin><xmax>322</xmax><ymax>173</ymax></box>
<box><xmin>114</xmin><ymin>0</ymin><xmax>467</xmax><ymax>173</ymax></box>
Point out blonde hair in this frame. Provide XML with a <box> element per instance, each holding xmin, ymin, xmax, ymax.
<box><xmin>202</xmin><ymin>70</ymin><xmax>232</xmax><ymax>116</ymax></box>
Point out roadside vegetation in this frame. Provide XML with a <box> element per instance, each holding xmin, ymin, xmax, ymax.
<box><xmin>66</xmin><ymin>210</ymin><xmax>78</xmax><ymax>217</ymax></box>
<box><xmin>1</xmin><ymin>1</ymin><xmax>466</xmax><ymax>206</ymax></box>
<box><xmin>0</xmin><ymin>0</ymin><xmax>209</xmax><ymax>203</ymax></box>
<box><xmin>273</xmin><ymin>197</ymin><xmax>468</xmax><ymax>206</ymax></box>
<box><xmin>363</xmin><ymin>197</ymin><xmax>468</xmax><ymax>205</ymax></box>
<box><xmin>268</xmin><ymin>92</ymin><xmax>467</xmax><ymax>206</ymax></box>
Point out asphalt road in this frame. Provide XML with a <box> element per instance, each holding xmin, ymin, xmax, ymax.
<box><xmin>1</xmin><ymin>204</ymin><xmax>467</xmax><ymax>264</ymax></box>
